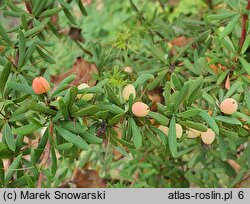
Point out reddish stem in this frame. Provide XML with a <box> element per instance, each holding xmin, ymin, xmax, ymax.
<box><xmin>25</xmin><ymin>2</ymin><xmax>32</xmax><ymax>14</ymax></box>
<box><xmin>239</xmin><ymin>0</ymin><xmax>250</xmax><ymax>49</ymax></box>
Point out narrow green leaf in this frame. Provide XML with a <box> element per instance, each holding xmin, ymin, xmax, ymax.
<box><xmin>36</xmin><ymin>47</ymin><xmax>56</xmax><ymax>64</ymax></box>
<box><xmin>33</xmin><ymin>0</ymin><xmax>47</xmax><ymax>16</ymax></box>
<box><xmin>51</xmin><ymin>147</ymin><xmax>57</xmax><ymax>176</ymax></box>
<box><xmin>63</xmin><ymin>8</ymin><xmax>77</xmax><ymax>25</ymax></box>
<box><xmin>17</xmin><ymin>30</ymin><xmax>26</xmax><ymax>67</ymax></box>
<box><xmin>133</xmin><ymin>74</ymin><xmax>154</xmax><ymax>88</ymax></box>
<box><xmin>108</xmin><ymin>113</ymin><xmax>124</xmax><ymax>126</ymax></box>
<box><xmin>177</xmin><ymin>108</ymin><xmax>202</xmax><ymax>118</ymax></box>
<box><xmin>0</xmin><ymin>160</ymin><xmax>4</xmax><ymax>184</ymax></box>
<box><xmin>58</xmin><ymin>0</ymin><xmax>72</xmax><ymax>10</ymax></box>
<box><xmin>173</xmin><ymin>82</ymin><xmax>189</xmax><ymax>112</ymax></box>
<box><xmin>8</xmin><ymin>82</ymin><xmax>34</xmax><ymax>95</ymax></box>
<box><xmin>23</xmin><ymin>42</ymin><xmax>37</xmax><ymax>65</ymax></box>
<box><xmin>199</xmin><ymin>111</ymin><xmax>219</xmax><ymax>134</ymax></box>
<box><xmin>0</xmin><ymin>142</ymin><xmax>13</xmax><ymax>159</ymax></box>
<box><xmin>129</xmin><ymin>118</ymin><xmax>142</xmax><ymax>149</ymax></box>
<box><xmin>29</xmin><ymin>102</ymin><xmax>57</xmax><ymax>115</ymax></box>
<box><xmin>176</xmin><ymin>145</ymin><xmax>197</xmax><ymax>158</ymax></box>
<box><xmin>206</xmin><ymin>12</ymin><xmax>237</xmax><ymax>21</ymax></box>
<box><xmin>12</xmin><ymin>124</ymin><xmax>42</xmax><ymax>136</ymax></box>
<box><xmin>148</xmin><ymin>74</ymin><xmax>164</xmax><ymax>91</ymax></box>
<box><xmin>21</xmin><ymin>14</ymin><xmax>28</xmax><ymax>31</ymax></box>
<box><xmin>214</xmin><ymin>116</ymin><xmax>242</xmax><ymax>125</ymax></box>
<box><xmin>239</xmin><ymin>57</ymin><xmax>250</xmax><ymax>75</ymax></box>
<box><xmin>99</xmin><ymin>104</ymin><xmax>125</xmax><ymax>114</ymax></box>
<box><xmin>59</xmin><ymin>99</ymin><xmax>69</xmax><ymax>120</ymax></box>
<box><xmin>229</xmin><ymin>170</ymin><xmax>245</xmax><ymax>187</ymax></box>
<box><xmin>246</xmin><ymin>144</ymin><xmax>250</xmax><ymax>168</ymax></box>
<box><xmin>3</xmin><ymin>123</ymin><xmax>16</xmax><ymax>152</ymax></box>
<box><xmin>78</xmin><ymin>0</ymin><xmax>87</xmax><ymax>16</ymax></box>
<box><xmin>0</xmin><ymin>62</ymin><xmax>11</xmax><ymax>95</ymax></box>
<box><xmin>220</xmin><ymin>14</ymin><xmax>240</xmax><ymax>38</ymax></box>
<box><xmin>35</xmin><ymin>128</ymin><xmax>49</xmax><ymax>161</ymax></box>
<box><xmin>111</xmin><ymin>135</ymin><xmax>135</xmax><ymax>149</ymax></box>
<box><xmin>178</xmin><ymin>120</ymin><xmax>208</xmax><ymax>132</ymax></box>
<box><xmin>164</xmin><ymin>81</ymin><xmax>171</xmax><ymax>109</ymax></box>
<box><xmin>55</xmin><ymin>125</ymin><xmax>89</xmax><ymax>150</ymax></box>
<box><xmin>0</xmin><ymin>23</ymin><xmax>12</xmax><ymax>44</ymax></box>
<box><xmin>220</xmin><ymin>128</ymin><xmax>238</xmax><ymax>138</ymax></box>
<box><xmin>217</xmin><ymin>70</ymin><xmax>230</xmax><ymax>85</ymax></box>
<box><xmin>58</xmin><ymin>121</ymin><xmax>87</xmax><ymax>136</ymax></box>
<box><xmin>4</xmin><ymin>154</ymin><xmax>22</xmax><ymax>186</ymax></box>
<box><xmin>24</xmin><ymin>24</ymin><xmax>44</xmax><ymax>38</ymax></box>
<box><xmin>51</xmin><ymin>74</ymin><xmax>76</xmax><ymax>97</ymax></box>
<box><xmin>82</xmin><ymin>132</ymin><xmax>103</xmax><ymax>144</ymax></box>
<box><xmin>148</xmin><ymin>111</ymin><xmax>169</xmax><ymax>126</ymax></box>
<box><xmin>106</xmin><ymin>85</ymin><xmax>123</xmax><ymax>107</ymax></box>
<box><xmin>144</xmin><ymin>128</ymin><xmax>161</xmax><ymax>146</ymax></box>
<box><xmin>168</xmin><ymin>116</ymin><xmax>178</xmax><ymax>157</ymax></box>
<box><xmin>217</xmin><ymin>134</ymin><xmax>227</xmax><ymax>161</ymax></box>
<box><xmin>72</xmin><ymin>105</ymin><xmax>99</xmax><ymax>117</ymax></box>
<box><xmin>56</xmin><ymin>143</ymin><xmax>73</xmax><ymax>151</ymax></box>
<box><xmin>171</xmin><ymin>73</ymin><xmax>182</xmax><ymax>91</ymax></box>
<box><xmin>113</xmin><ymin>145</ymin><xmax>130</xmax><ymax>158</ymax></box>
<box><xmin>151</xmin><ymin>126</ymin><xmax>167</xmax><ymax>145</ymax></box>
<box><xmin>39</xmin><ymin>7</ymin><xmax>63</xmax><ymax>17</ymax></box>
<box><xmin>223</xmin><ymin>81</ymin><xmax>242</xmax><ymax>99</ymax></box>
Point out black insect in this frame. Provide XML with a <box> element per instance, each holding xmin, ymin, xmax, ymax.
<box><xmin>96</xmin><ymin>121</ymin><xmax>108</xmax><ymax>137</ymax></box>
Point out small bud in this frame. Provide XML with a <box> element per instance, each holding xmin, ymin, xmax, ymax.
<box><xmin>77</xmin><ymin>83</ymin><xmax>93</xmax><ymax>101</ymax></box>
<box><xmin>201</xmin><ymin>128</ymin><xmax>215</xmax><ymax>144</ymax></box>
<box><xmin>122</xmin><ymin>84</ymin><xmax>136</xmax><ymax>101</ymax></box>
<box><xmin>219</xmin><ymin>98</ymin><xmax>238</xmax><ymax>114</ymax></box>
<box><xmin>123</xmin><ymin>66</ymin><xmax>133</xmax><ymax>73</ymax></box>
<box><xmin>186</xmin><ymin>128</ymin><xmax>201</xmax><ymax>138</ymax></box>
<box><xmin>132</xmin><ymin>102</ymin><xmax>150</xmax><ymax>117</ymax></box>
<box><xmin>32</xmin><ymin>76</ymin><xmax>50</xmax><ymax>94</ymax></box>
<box><xmin>218</xmin><ymin>26</ymin><xmax>225</xmax><ymax>32</ymax></box>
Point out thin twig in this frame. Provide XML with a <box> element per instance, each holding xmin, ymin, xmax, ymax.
<box><xmin>37</xmin><ymin>122</ymin><xmax>53</xmax><ymax>188</ymax></box>
<box><xmin>75</xmin><ymin>41</ymin><xmax>93</xmax><ymax>57</ymax></box>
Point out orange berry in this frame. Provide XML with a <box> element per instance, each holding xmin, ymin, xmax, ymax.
<box><xmin>32</xmin><ymin>76</ymin><xmax>50</xmax><ymax>94</ymax></box>
<box><xmin>201</xmin><ymin>128</ymin><xmax>215</xmax><ymax>144</ymax></box>
<box><xmin>122</xmin><ymin>84</ymin><xmax>136</xmax><ymax>101</ymax></box>
<box><xmin>132</xmin><ymin>102</ymin><xmax>150</xmax><ymax>117</ymax></box>
<box><xmin>219</xmin><ymin>98</ymin><xmax>238</xmax><ymax>114</ymax></box>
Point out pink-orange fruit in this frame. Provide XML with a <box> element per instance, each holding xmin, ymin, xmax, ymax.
<box><xmin>158</xmin><ymin>124</ymin><xmax>183</xmax><ymax>138</ymax></box>
<box><xmin>219</xmin><ymin>98</ymin><xmax>238</xmax><ymax>114</ymax></box>
<box><xmin>32</xmin><ymin>76</ymin><xmax>50</xmax><ymax>94</ymax></box>
<box><xmin>158</xmin><ymin>125</ymin><xmax>169</xmax><ymax>135</ymax></box>
<box><xmin>175</xmin><ymin>124</ymin><xmax>183</xmax><ymax>139</ymax></box>
<box><xmin>186</xmin><ymin>128</ymin><xmax>201</xmax><ymax>138</ymax></box>
<box><xmin>77</xmin><ymin>83</ymin><xmax>93</xmax><ymax>101</ymax></box>
<box><xmin>122</xmin><ymin>84</ymin><xmax>136</xmax><ymax>101</ymax></box>
<box><xmin>132</xmin><ymin>102</ymin><xmax>150</xmax><ymax>117</ymax></box>
<box><xmin>201</xmin><ymin>128</ymin><xmax>215</xmax><ymax>144</ymax></box>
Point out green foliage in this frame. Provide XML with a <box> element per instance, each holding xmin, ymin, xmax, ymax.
<box><xmin>0</xmin><ymin>0</ymin><xmax>250</xmax><ymax>188</ymax></box>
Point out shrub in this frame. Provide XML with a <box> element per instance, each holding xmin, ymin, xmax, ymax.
<box><xmin>0</xmin><ymin>0</ymin><xmax>250</xmax><ymax>188</ymax></box>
